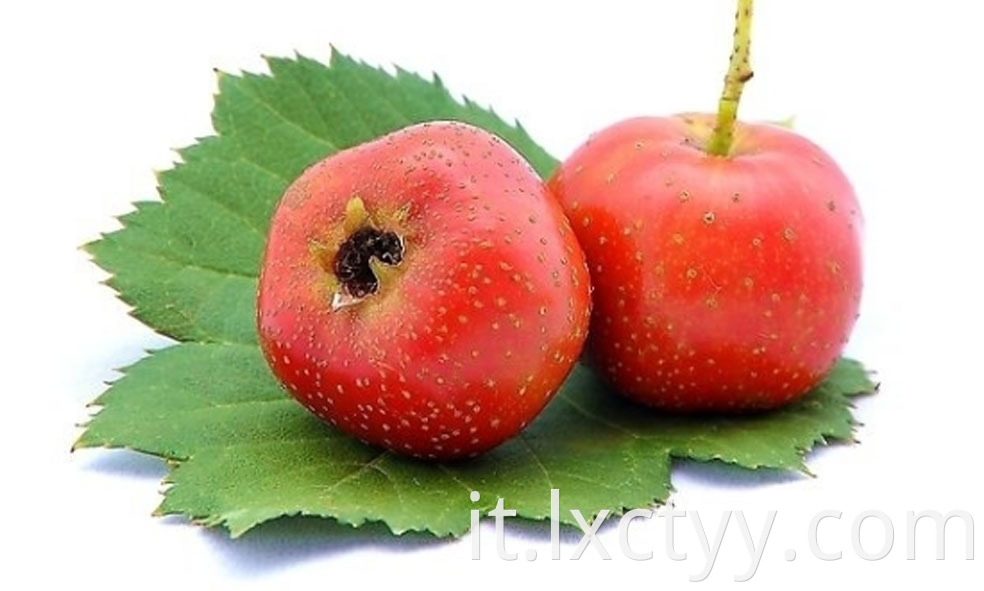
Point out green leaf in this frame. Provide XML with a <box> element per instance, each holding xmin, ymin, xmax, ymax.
<box><xmin>79</xmin><ymin>50</ymin><xmax>877</xmax><ymax>538</ymax></box>
<box><xmin>77</xmin><ymin>343</ymin><xmax>873</xmax><ymax>537</ymax></box>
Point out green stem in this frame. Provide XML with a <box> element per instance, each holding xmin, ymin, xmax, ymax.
<box><xmin>706</xmin><ymin>0</ymin><xmax>754</xmax><ymax>157</ymax></box>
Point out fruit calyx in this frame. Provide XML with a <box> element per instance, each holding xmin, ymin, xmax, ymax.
<box><xmin>333</xmin><ymin>226</ymin><xmax>404</xmax><ymax>298</ymax></box>
<box><xmin>706</xmin><ymin>0</ymin><xmax>754</xmax><ymax>157</ymax></box>
<box><xmin>329</xmin><ymin>197</ymin><xmax>405</xmax><ymax>309</ymax></box>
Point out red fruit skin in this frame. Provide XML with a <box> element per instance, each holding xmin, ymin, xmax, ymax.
<box><xmin>549</xmin><ymin>115</ymin><xmax>862</xmax><ymax>411</ymax></box>
<box><xmin>257</xmin><ymin>121</ymin><xmax>591</xmax><ymax>459</ymax></box>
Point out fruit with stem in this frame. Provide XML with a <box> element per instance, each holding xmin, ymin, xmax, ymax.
<box><xmin>548</xmin><ymin>0</ymin><xmax>863</xmax><ymax>411</ymax></box>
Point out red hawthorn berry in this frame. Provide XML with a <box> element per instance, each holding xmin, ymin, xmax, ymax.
<box><xmin>257</xmin><ymin>121</ymin><xmax>591</xmax><ymax>459</ymax></box>
<box><xmin>548</xmin><ymin>2</ymin><xmax>862</xmax><ymax>411</ymax></box>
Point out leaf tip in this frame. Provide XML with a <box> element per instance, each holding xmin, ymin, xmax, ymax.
<box><xmin>70</xmin><ymin>433</ymin><xmax>94</xmax><ymax>453</ymax></box>
<box><xmin>328</xmin><ymin>43</ymin><xmax>347</xmax><ymax>64</ymax></box>
<box><xmin>794</xmin><ymin>460</ymin><xmax>817</xmax><ymax>477</ymax></box>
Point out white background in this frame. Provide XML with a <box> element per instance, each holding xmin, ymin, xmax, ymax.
<box><xmin>2</xmin><ymin>0</ymin><xmax>982</xmax><ymax>588</ymax></box>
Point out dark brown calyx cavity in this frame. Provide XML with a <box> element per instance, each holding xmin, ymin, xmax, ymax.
<box><xmin>333</xmin><ymin>226</ymin><xmax>404</xmax><ymax>298</ymax></box>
